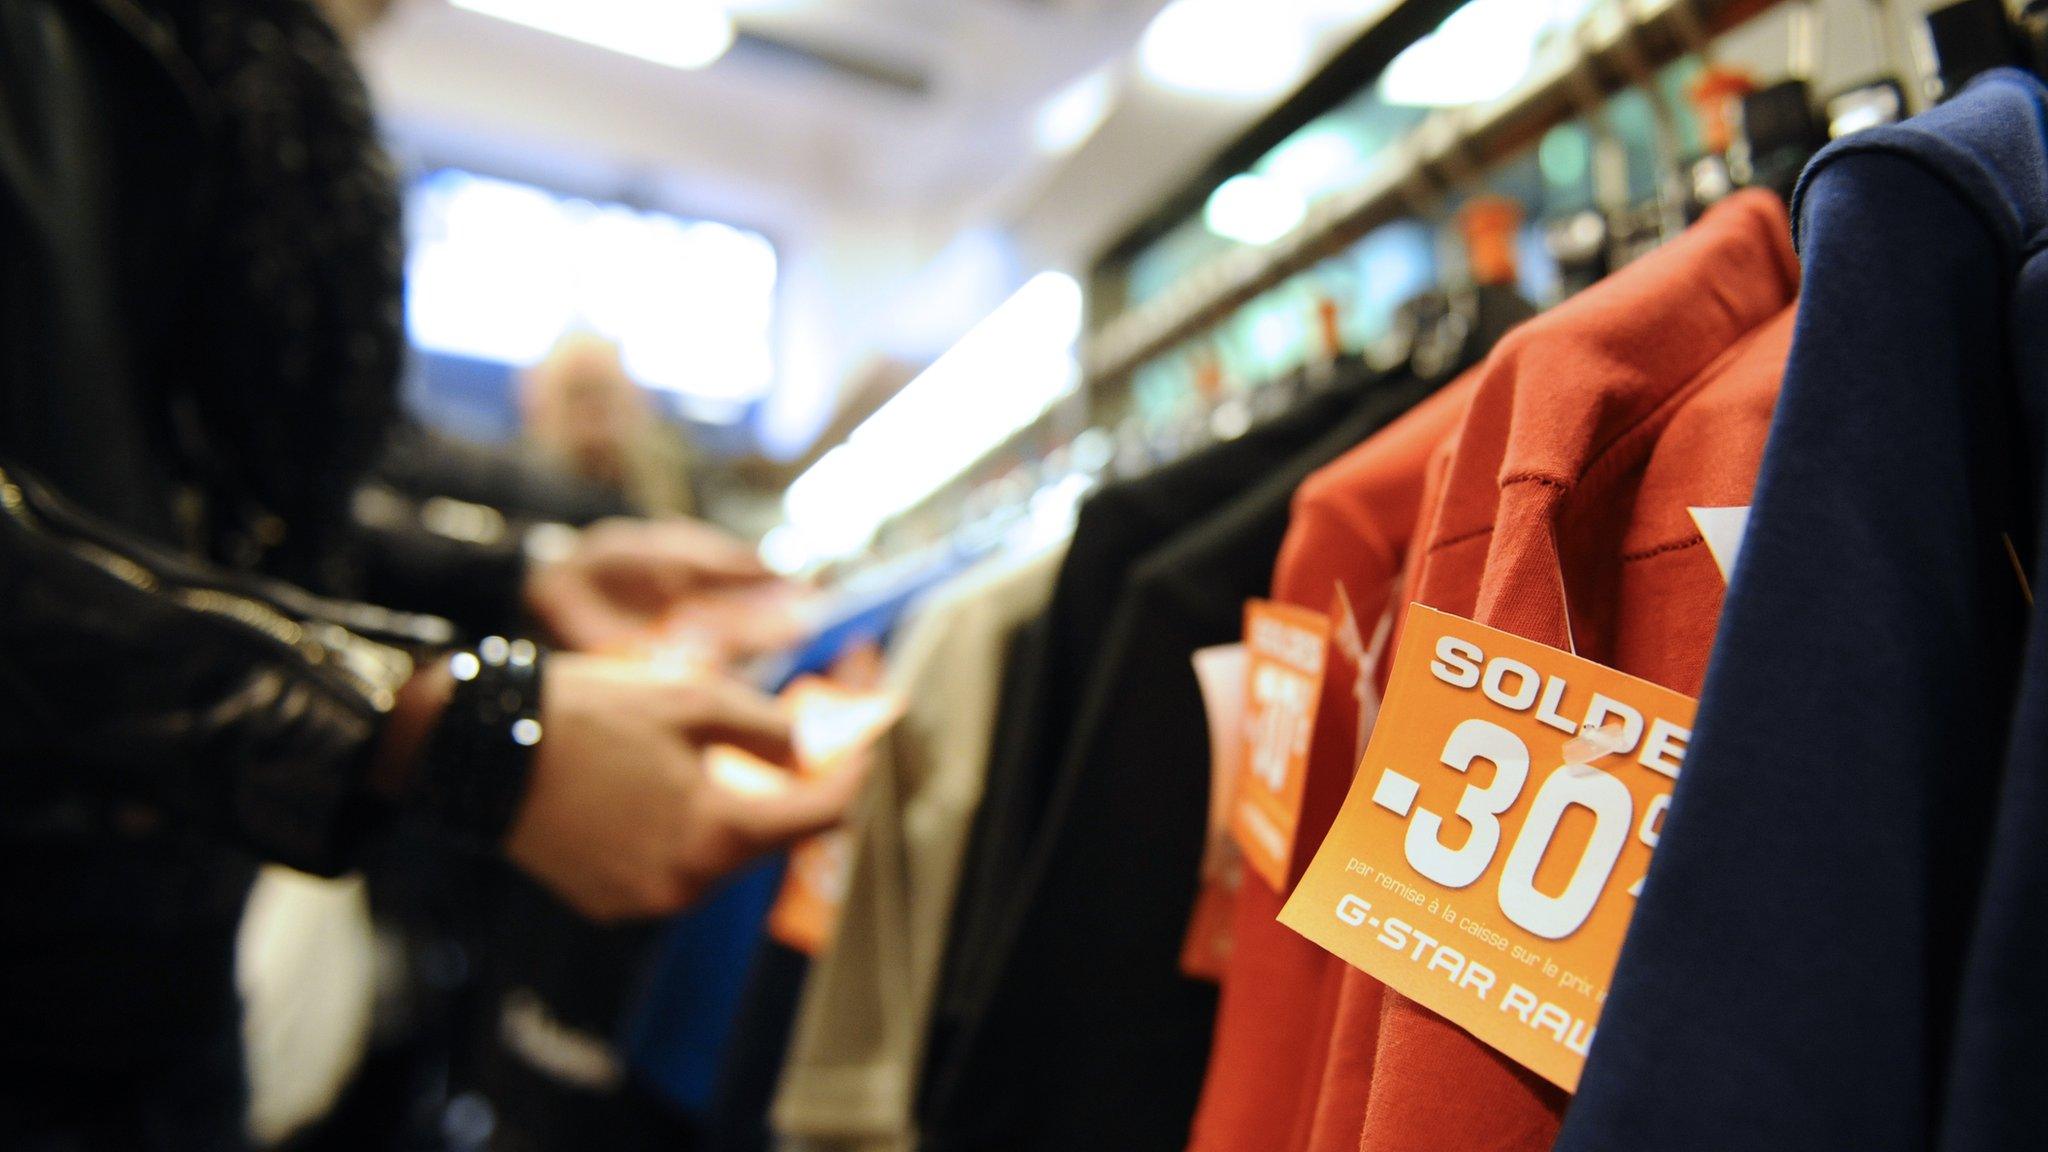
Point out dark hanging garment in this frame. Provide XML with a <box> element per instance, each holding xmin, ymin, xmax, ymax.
<box><xmin>706</xmin><ymin>939</ymin><xmax>811</xmax><ymax>1152</ymax></box>
<box><xmin>919</xmin><ymin>370</ymin><xmax>1441</xmax><ymax>1152</ymax></box>
<box><xmin>928</xmin><ymin>365</ymin><xmax>1388</xmax><ymax>1064</ymax></box>
<box><xmin>1898</xmin><ymin>68</ymin><xmax>2048</xmax><ymax>1152</ymax></box>
<box><xmin>1556</xmin><ymin>68</ymin><xmax>2048</xmax><ymax>1152</ymax></box>
<box><xmin>913</xmin><ymin>612</ymin><xmax>1050</xmax><ymax>1092</ymax></box>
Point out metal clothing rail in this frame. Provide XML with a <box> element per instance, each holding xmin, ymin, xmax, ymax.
<box><xmin>1081</xmin><ymin>0</ymin><xmax>1785</xmax><ymax>391</ymax></box>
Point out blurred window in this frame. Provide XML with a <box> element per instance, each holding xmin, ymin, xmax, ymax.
<box><xmin>405</xmin><ymin>170</ymin><xmax>777</xmax><ymax>424</ymax></box>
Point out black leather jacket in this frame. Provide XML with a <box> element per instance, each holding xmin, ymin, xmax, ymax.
<box><xmin>0</xmin><ymin>0</ymin><xmax>516</xmax><ymax>1062</ymax></box>
<box><xmin>0</xmin><ymin>0</ymin><xmax>447</xmax><ymax>871</ymax></box>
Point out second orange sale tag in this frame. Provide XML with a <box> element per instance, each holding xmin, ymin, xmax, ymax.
<box><xmin>1182</xmin><ymin>642</ymin><xmax>1250</xmax><ymax>981</ymax></box>
<box><xmin>759</xmin><ymin>677</ymin><xmax>904</xmax><ymax>956</ymax></box>
<box><xmin>768</xmin><ymin>823</ymin><xmax>858</xmax><ymax>956</ymax></box>
<box><xmin>1280</xmin><ymin>605</ymin><xmax>1694</xmax><ymax>1092</ymax></box>
<box><xmin>1229</xmin><ymin>600</ymin><xmax>1332</xmax><ymax>892</ymax></box>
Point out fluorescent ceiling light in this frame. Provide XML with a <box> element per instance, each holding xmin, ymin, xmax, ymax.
<box><xmin>781</xmin><ymin>272</ymin><xmax>1084</xmax><ymax>562</ymax></box>
<box><xmin>1203</xmin><ymin>174</ymin><xmax>1307</xmax><ymax>245</ymax></box>
<box><xmin>1379</xmin><ymin>0</ymin><xmax>1593</xmax><ymax>108</ymax></box>
<box><xmin>452</xmin><ymin>0</ymin><xmax>736</xmax><ymax>70</ymax></box>
<box><xmin>1140</xmin><ymin>0</ymin><xmax>1312</xmax><ymax>99</ymax></box>
<box><xmin>1034</xmin><ymin>67</ymin><xmax>1117</xmax><ymax>155</ymax></box>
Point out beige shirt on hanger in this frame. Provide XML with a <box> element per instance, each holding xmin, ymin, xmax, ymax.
<box><xmin>773</xmin><ymin>538</ymin><xmax>1066</xmax><ymax>1152</ymax></box>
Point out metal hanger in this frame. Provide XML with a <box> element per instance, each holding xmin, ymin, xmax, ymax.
<box><xmin>1725</xmin><ymin>2</ymin><xmax>1826</xmax><ymax>199</ymax></box>
<box><xmin>1614</xmin><ymin>0</ymin><xmax>1692</xmax><ymax>246</ymax></box>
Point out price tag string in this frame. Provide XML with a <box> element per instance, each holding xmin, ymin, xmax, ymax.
<box><xmin>1552</xmin><ymin>544</ymin><xmax>1580</xmax><ymax>658</ymax></box>
<box><xmin>1333</xmin><ymin>579</ymin><xmax>1401</xmax><ymax>769</ymax></box>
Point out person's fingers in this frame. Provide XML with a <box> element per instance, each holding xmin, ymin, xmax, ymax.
<box><xmin>687</xmin><ymin>547</ymin><xmax>775</xmax><ymax>584</ymax></box>
<box><xmin>714</xmin><ymin>762</ymin><xmax>866</xmax><ymax>854</ymax></box>
<box><xmin>631</xmin><ymin>518</ymin><xmax>775</xmax><ymax>586</ymax></box>
<box><xmin>664</xmin><ymin>551</ymin><xmax>775</xmax><ymax>590</ymax></box>
<box><xmin>670</xmin><ymin>675</ymin><xmax>797</xmax><ymax>766</ymax></box>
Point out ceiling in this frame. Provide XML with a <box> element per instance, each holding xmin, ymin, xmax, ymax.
<box><xmin>357</xmin><ymin>0</ymin><xmax>1400</xmax><ymax>257</ymax></box>
<box><xmin>355</xmin><ymin>0</ymin><xmax>1415</xmax><ymax>478</ymax></box>
<box><xmin>359</xmin><ymin>0</ymin><xmax>1173</xmax><ymax>236</ymax></box>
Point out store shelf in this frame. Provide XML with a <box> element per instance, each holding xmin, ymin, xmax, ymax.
<box><xmin>1081</xmin><ymin>0</ymin><xmax>1785</xmax><ymax>391</ymax></box>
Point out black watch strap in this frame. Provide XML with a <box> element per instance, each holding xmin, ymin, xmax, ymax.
<box><xmin>412</xmin><ymin>635</ymin><xmax>545</xmax><ymax>848</ymax></box>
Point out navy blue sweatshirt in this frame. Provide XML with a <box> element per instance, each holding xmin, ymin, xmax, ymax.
<box><xmin>1555</xmin><ymin>69</ymin><xmax>2048</xmax><ymax>1152</ymax></box>
<box><xmin>1934</xmin><ymin>69</ymin><xmax>2048</xmax><ymax>1152</ymax></box>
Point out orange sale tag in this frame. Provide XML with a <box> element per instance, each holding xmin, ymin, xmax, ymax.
<box><xmin>706</xmin><ymin>744</ymin><xmax>858</xmax><ymax>956</ymax></box>
<box><xmin>762</xmin><ymin>678</ymin><xmax>905</xmax><ymax>956</ymax></box>
<box><xmin>770</xmin><ymin>828</ymin><xmax>856</xmax><ymax>956</ymax></box>
<box><xmin>1229</xmin><ymin>600</ymin><xmax>1332</xmax><ymax>892</ymax></box>
<box><xmin>705</xmin><ymin>678</ymin><xmax>904</xmax><ymax>797</ymax></box>
<box><xmin>783</xmin><ymin>677</ymin><xmax>905</xmax><ymax>770</ymax></box>
<box><xmin>1182</xmin><ymin>642</ymin><xmax>1250</xmax><ymax>982</ymax></box>
<box><xmin>1279</xmin><ymin>605</ymin><xmax>1694</xmax><ymax>1092</ymax></box>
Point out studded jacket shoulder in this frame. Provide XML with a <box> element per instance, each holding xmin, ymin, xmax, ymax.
<box><xmin>0</xmin><ymin>0</ymin><xmax>529</xmax><ymax>872</ymax></box>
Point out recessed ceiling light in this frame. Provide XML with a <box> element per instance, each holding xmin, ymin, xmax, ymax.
<box><xmin>1379</xmin><ymin>0</ymin><xmax>1593</xmax><ymax>108</ymax></box>
<box><xmin>1139</xmin><ymin>0</ymin><xmax>1312</xmax><ymax>99</ymax></box>
<box><xmin>1034</xmin><ymin>67</ymin><xmax>1117</xmax><ymax>155</ymax></box>
<box><xmin>451</xmin><ymin>0</ymin><xmax>737</xmax><ymax>71</ymax></box>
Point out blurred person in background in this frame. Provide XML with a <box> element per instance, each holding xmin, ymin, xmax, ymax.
<box><xmin>521</xmin><ymin>332</ymin><xmax>699</xmax><ymax>519</ymax></box>
<box><xmin>0</xmin><ymin>4</ymin><xmax>853</xmax><ymax>1152</ymax></box>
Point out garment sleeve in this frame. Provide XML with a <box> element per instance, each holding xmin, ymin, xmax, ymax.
<box><xmin>1554</xmin><ymin>153</ymin><xmax>2023</xmax><ymax>1151</ymax></box>
<box><xmin>348</xmin><ymin>483</ymin><xmax>531</xmax><ymax>640</ymax></box>
<box><xmin>348</xmin><ymin>424</ymin><xmax>647</xmax><ymax>639</ymax></box>
<box><xmin>0</xmin><ymin>458</ymin><xmax>430</xmax><ymax>875</ymax></box>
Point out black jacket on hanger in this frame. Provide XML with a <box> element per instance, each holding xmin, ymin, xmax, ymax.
<box><xmin>919</xmin><ymin>368</ymin><xmax>1443</xmax><ymax>1152</ymax></box>
<box><xmin>925</xmin><ymin>364</ymin><xmax>1383</xmax><ymax>1059</ymax></box>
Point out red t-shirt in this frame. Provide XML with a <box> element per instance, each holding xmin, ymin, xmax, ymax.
<box><xmin>1186</xmin><ymin>377</ymin><xmax>1477</xmax><ymax>1152</ymax></box>
<box><xmin>1299</xmin><ymin>426</ymin><xmax>1461</xmax><ymax>1152</ymax></box>
<box><xmin>1345</xmin><ymin>189</ymin><xmax>1799</xmax><ymax>1152</ymax></box>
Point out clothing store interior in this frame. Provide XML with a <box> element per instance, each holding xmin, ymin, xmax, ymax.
<box><xmin>9</xmin><ymin>0</ymin><xmax>2048</xmax><ymax>1149</ymax></box>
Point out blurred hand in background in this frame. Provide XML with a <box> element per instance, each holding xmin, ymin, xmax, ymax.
<box><xmin>524</xmin><ymin>516</ymin><xmax>799</xmax><ymax>654</ymax></box>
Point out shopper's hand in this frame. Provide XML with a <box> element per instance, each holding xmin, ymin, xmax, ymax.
<box><xmin>501</xmin><ymin>655</ymin><xmax>863</xmax><ymax>921</ymax></box>
<box><xmin>524</xmin><ymin>517</ymin><xmax>780</xmax><ymax>652</ymax></box>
